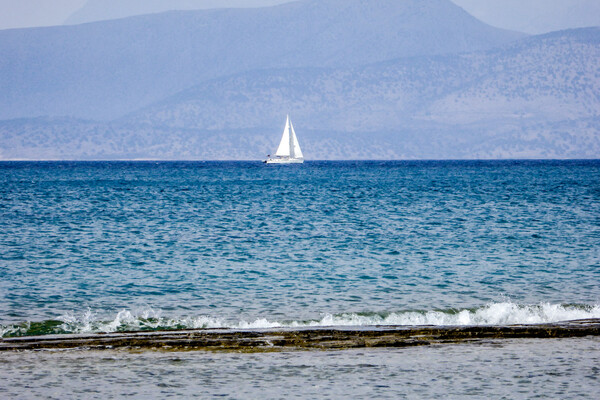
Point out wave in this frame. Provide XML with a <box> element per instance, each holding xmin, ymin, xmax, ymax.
<box><xmin>2</xmin><ymin>302</ymin><xmax>600</xmax><ymax>338</ymax></box>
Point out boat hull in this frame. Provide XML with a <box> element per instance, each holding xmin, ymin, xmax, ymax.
<box><xmin>264</xmin><ymin>158</ymin><xmax>304</xmax><ymax>164</ymax></box>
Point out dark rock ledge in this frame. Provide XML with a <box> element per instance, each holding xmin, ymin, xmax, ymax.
<box><xmin>2</xmin><ymin>319</ymin><xmax>599</xmax><ymax>352</ymax></box>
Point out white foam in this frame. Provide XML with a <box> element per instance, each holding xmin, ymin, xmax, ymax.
<box><xmin>61</xmin><ymin>302</ymin><xmax>600</xmax><ymax>333</ymax></box>
<box><xmin>0</xmin><ymin>325</ymin><xmax>18</xmax><ymax>337</ymax></box>
<box><xmin>3</xmin><ymin>302</ymin><xmax>599</xmax><ymax>337</ymax></box>
<box><xmin>58</xmin><ymin>308</ymin><xmax>170</xmax><ymax>333</ymax></box>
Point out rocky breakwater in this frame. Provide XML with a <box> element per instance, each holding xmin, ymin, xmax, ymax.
<box><xmin>2</xmin><ymin>319</ymin><xmax>599</xmax><ymax>352</ymax></box>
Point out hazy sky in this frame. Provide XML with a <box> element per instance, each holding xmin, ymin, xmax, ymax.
<box><xmin>0</xmin><ymin>0</ymin><xmax>85</xmax><ymax>30</ymax></box>
<box><xmin>1</xmin><ymin>0</ymin><xmax>599</xmax><ymax>33</ymax></box>
<box><xmin>451</xmin><ymin>0</ymin><xmax>600</xmax><ymax>34</ymax></box>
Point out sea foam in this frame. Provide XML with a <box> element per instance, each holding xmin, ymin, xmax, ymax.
<box><xmin>2</xmin><ymin>302</ymin><xmax>599</xmax><ymax>338</ymax></box>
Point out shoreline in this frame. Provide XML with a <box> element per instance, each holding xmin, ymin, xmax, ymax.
<box><xmin>2</xmin><ymin>319</ymin><xmax>599</xmax><ymax>352</ymax></box>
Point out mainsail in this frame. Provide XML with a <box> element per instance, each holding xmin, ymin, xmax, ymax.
<box><xmin>275</xmin><ymin>116</ymin><xmax>292</xmax><ymax>157</ymax></box>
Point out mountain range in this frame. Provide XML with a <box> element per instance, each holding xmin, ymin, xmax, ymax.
<box><xmin>0</xmin><ymin>0</ymin><xmax>522</xmax><ymax>121</ymax></box>
<box><xmin>64</xmin><ymin>0</ymin><xmax>292</xmax><ymax>25</ymax></box>
<box><xmin>0</xmin><ymin>0</ymin><xmax>598</xmax><ymax>160</ymax></box>
<box><xmin>64</xmin><ymin>0</ymin><xmax>600</xmax><ymax>35</ymax></box>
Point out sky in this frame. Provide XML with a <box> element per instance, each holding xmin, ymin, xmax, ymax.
<box><xmin>1</xmin><ymin>0</ymin><xmax>600</xmax><ymax>33</ymax></box>
<box><xmin>0</xmin><ymin>0</ymin><xmax>85</xmax><ymax>30</ymax></box>
<box><xmin>451</xmin><ymin>0</ymin><xmax>600</xmax><ymax>34</ymax></box>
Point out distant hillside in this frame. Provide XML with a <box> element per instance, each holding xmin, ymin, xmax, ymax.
<box><xmin>427</xmin><ymin>28</ymin><xmax>600</xmax><ymax>125</ymax></box>
<box><xmin>2</xmin><ymin>29</ymin><xmax>599</xmax><ymax>160</ymax></box>
<box><xmin>64</xmin><ymin>0</ymin><xmax>600</xmax><ymax>35</ymax></box>
<box><xmin>3</xmin><ymin>117</ymin><xmax>598</xmax><ymax>160</ymax></box>
<box><xmin>0</xmin><ymin>118</ymin><xmax>280</xmax><ymax>160</ymax></box>
<box><xmin>0</xmin><ymin>0</ymin><xmax>523</xmax><ymax>121</ymax></box>
<box><xmin>130</xmin><ymin>28</ymin><xmax>600</xmax><ymax>132</ymax></box>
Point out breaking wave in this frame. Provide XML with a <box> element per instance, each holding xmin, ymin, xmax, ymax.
<box><xmin>2</xmin><ymin>302</ymin><xmax>599</xmax><ymax>338</ymax></box>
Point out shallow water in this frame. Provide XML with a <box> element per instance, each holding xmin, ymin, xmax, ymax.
<box><xmin>1</xmin><ymin>337</ymin><xmax>598</xmax><ymax>399</ymax></box>
<box><xmin>1</xmin><ymin>161</ymin><xmax>599</xmax><ymax>336</ymax></box>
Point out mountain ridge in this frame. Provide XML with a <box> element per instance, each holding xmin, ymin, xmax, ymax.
<box><xmin>128</xmin><ymin>28</ymin><xmax>599</xmax><ymax>131</ymax></box>
<box><xmin>64</xmin><ymin>0</ymin><xmax>292</xmax><ymax>25</ymax></box>
<box><xmin>0</xmin><ymin>0</ymin><xmax>524</xmax><ymax>121</ymax></box>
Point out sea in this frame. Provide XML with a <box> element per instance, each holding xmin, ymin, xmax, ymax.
<box><xmin>1</xmin><ymin>160</ymin><xmax>599</xmax><ymax>398</ymax></box>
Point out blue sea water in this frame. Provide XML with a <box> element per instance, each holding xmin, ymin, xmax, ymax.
<box><xmin>1</xmin><ymin>161</ymin><xmax>599</xmax><ymax>336</ymax></box>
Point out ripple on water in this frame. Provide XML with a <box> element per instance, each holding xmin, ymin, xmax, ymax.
<box><xmin>0</xmin><ymin>161</ymin><xmax>599</xmax><ymax>330</ymax></box>
<box><xmin>0</xmin><ymin>338</ymin><xmax>599</xmax><ymax>399</ymax></box>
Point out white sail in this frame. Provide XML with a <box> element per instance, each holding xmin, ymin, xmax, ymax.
<box><xmin>290</xmin><ymin>121</ymin><xmax>303</xmax><ymax>159</ymax></box>
<box><xmin>274</xmin><ymin>116</ymin><xmax>291</xmax><ymax>157</ymax></box>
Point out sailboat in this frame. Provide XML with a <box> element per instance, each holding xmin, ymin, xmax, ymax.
<box><xmin>264</xmin><ymin>115</ymin><xmax>304</xmax><ymax>164</ymax></box>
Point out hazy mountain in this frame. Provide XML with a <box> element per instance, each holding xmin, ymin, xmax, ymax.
<box><xmin>2</xmin><ymin>1</ymin><xmax>597</xmax><ymax>160</ymax></box>
<box><xmin>426</xmin><ymin>29</ymin><xmax>600</xmax><ymax>125</ymax></box>
<box><xmin>0</xmin><ymin>0</ymin><xmax>523</xmax><ymax>121</ymax></box>
<box><xmin>0</xmin><ymin>118</ymin><xmax>278</xmax><ymax>160</ymax></box>
<box><xmin>130</xmin><ymin>28</ymin><xmax>600</xmax><ymax>131</ymax></box>
<box><xmin>63</xmin><ymin>0</ymin><xmax>600</xmax><ymax>35</ymax></box>
<box><xmin>3</xmin><ymin>29</ymin><xmax>598</xmax><ymax>160</ymax></box>
<box><xmin>65</xmin><ymin>0</ymin><xmax>291</xmax><ymax>25</ymax></box>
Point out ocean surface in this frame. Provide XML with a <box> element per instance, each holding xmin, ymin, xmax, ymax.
<box><xmin>1</xmin><ymin>160</ymin><xmax>599</xmax><ymax>336</ymax></box>
<box><xmin>1</xmin><ymin>160</ymin><xmax>600</xmax><ymax>398</ymax></box>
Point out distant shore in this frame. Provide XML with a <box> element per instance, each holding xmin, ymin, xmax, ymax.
<box><xmin>2</xmin><ymin>319</ymin><xmax>599</xmax><ymax>352</ymax></box>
